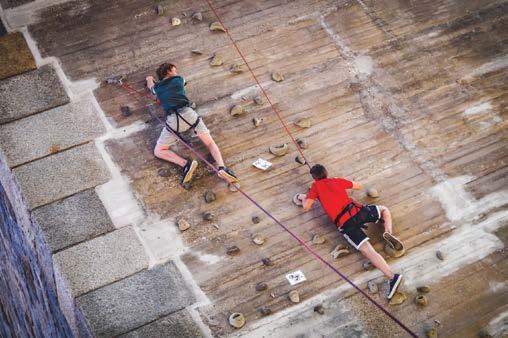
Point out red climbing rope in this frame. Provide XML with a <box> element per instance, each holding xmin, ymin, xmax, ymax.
<box><xmin>116</xmin><ymin>81</ymin><xmax>417</xmax><ymax>337</ymax></box>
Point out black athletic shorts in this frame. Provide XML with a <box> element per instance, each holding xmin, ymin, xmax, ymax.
<box><xmin>338</xmin><ymin>205</ymin><xmax>382</xmax><ymax>250</ymax></box>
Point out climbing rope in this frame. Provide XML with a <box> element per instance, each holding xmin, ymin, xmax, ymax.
<box><xmin>114</xmin><ymin>81</ymin><xmax>417</xmax><ymax>337</ymax></box>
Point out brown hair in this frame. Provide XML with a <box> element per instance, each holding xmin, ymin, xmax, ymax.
<box><xmin>156</xmin><ymin>63</ymin><xmax>176</xmax><ymax>81</ymax></box>
<box><xmin>310</xmin><ymin>164</ymin><xmax>327</xmax><ymax>180</ymax></box>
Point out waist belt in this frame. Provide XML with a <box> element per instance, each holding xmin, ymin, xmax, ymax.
<box><xmin>169</xmin><ymin>107</ymin><xmax>201</xmax><ymax>134</ymax></box>
<box><xmin>334</xmin><ymin>202</ymin><xmax>362</xmax><ymax>227</ymax></box>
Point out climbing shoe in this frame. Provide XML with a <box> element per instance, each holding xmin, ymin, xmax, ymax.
<box><xmin>387</xmin><ymin>273</ymin><xmax>403</xmax><ymax>300</ymax></box>
<box><xmin>182</xmin><ymin>159</ymin><xmax>198</xmax><ymax>184</ymax></box>
<box><xmin>218</xmin><ymin>166</ymin><xmax>239</xmax><ymax>183</ymax></box>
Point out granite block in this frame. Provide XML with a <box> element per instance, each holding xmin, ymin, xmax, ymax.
<box><xmin>12</xmin><ymin>142</ymin><xmax>110</xmax><ymax>209</ymax></box>
<box><xmin>77</xmin><ymin>261</ymin><xmax>196</xmax><ymax>337</ymax></box>
<box><xmin>0</xmin><ymin>98</ymin><xmax>105</xmax><ymax>167</ymax></box>
<box><xmin>0</xmin><ymin>32</ymin><xmax>36</xmax><ymax>80</ymax></box>
<box><xmin>0</xmin><ymin>64</ymin><xmax>68</xmax><ymax>124</ymax></box>
<box><xmin>53</xmin><ymin>226</ymin><xmax>148</xmax><ymax>297</ymax></box>
<box><xmin>33</xmin><ymin>188</ymin><xmax>114</xmax><ymax>252</ymax></box>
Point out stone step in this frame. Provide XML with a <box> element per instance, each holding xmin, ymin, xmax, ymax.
<box><xmin>0</xmin><ymin>31</ymin><xmax>36</xmax><ymax>80</ymax></box>
<box><xmin>76</xmin><ymin>261</ymin><xmax>196</xmax><ymax>338</ymax></box>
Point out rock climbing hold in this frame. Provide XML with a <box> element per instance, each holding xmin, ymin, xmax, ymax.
<box><xmin>49</xmin><ymin>144</ymin><xmax>61</xmax><ymax>154</ymax></box>
<box><xmin>366</xmin><ymin>187</ymin><xmax>379</xmax><ymax>198</ymax></box>
<box><xmin>210</xmin><ymin>21</ymin><xmax>226</xmax><ymax>32</ymax></box>
<box><xmin>228</xmin><ymin>313</ymin><xmax>245</xmax><ymax>329</ymax></box>
<box><xmin>389</xmin><ymin>292</ymin><xmax>407</xmax><ymax>305</ymax></box>
<box><xmin>295</xmin><ymin>155</ymin><xmax>306</xmax><ymax>165</ymax></box>
<box><xmin>120</xmin><ymin>105</ymin><xmax>131</xmax><ymax>117</ymax></box>
<box><xmin>426</xmin><ymin>327</ymin><xmax>438</xmax><ymax>338</ymax></box>
<box><xmin>230</xmin><ymin>63</ymin><xmax>244</xmax><ymax>73</ymax></box>
<box><xmin>383</xmin><ymin>232</ymin><xmax>406</xmax><ymax>258</ymax></box>
<box><xmin>255</xmin><ymin>282</ymin><xmax>268</xmax><ymax>291</ymax></box>
<box><xmin>261</xmin><ymin>257</ymin><xmax>272</xmax><ymax>266</ymax></box>
<box><xmin>204</xmin><ymin>190</ymin><xmax>216</xmax><ymax>203</ymax></box>
<box><xmin>288</xmin><ymin>290</ymin><xmax>300</xmax><ymax>303</ymax></box>
<box><xmin>312</xmin><ymin>234</ymin><xmax>326</xmax><ymax>245</ymax></box>
<box><xmin>157</xmin><ymin>168</ymin><xmax>171</xmax><ymax>177</ymax></box>
<box><xmin>210</xmin><ymin>53</ymin><xmax>224</xmax><ymax>66</ymax></box>
<box><xmin>314</xmin><ymin>304</ymin><xmax>325</xmax><ymax>315</ymax></box>
<box><xmin>367</xmin><ymin>280</ymin><xmax>378</xmax><ymax>294</ymax></box>
<box><xmin>171</xmin><ymin>17</ymin><xmax>181</xmax><ymax>26</ymax></box>
<box><xmin>252</xmin><ymin>117</ymin><xmax>263</xmax><ymax>127</ymax></box>
<box><xmin>295</xmin><ymin>117</ymin><xmax>311</xmax><ymax>128</ymax></box>
<box><xmin>191</xmin><ymin>12</ymin><xmax>202</xmax><ymax>21</ymax></box>
<box><xmin>230</xmin><ymin>105</ymin><xmax>244</xmax><ymax>116</ymax></box>
<box><xmin>203</xmin><ymin>212</ymin><xmax>216</xmax><ymax>221</ymax></box>
<box><xmin>177</xmin><ymin>218</ymin><xmax>191</xmax><ymax>232</ymax></box>
<box><xmin>269</xmin><ymin>143</ymin><xmax>289</xmax><ymax>156</ymax></box>
<box><xmin>436</xmin><ymin>250</ymin><xmax>444</xmax><ymax>261</ymax></box>
<box><xmin>156</xmin><ymin>5</ymin><xmax>164</xmax><ymax>15</ymax></box>
<box><xmin>191</xmin><ymin>50</ymin><xmax>203</xmax><ymax>55</ymax></box>
<box><xmin>226</xmin><ymin>245</ymin><xmax>240</xmax><ymax>255</ymax></box>
<box><xmin>293</xmin><ymin>193</ymin><xmax>304</xmax><ymax>207</ymax></box>
<box><xmin>417</xmin><ymin>286</ymin><xmax>430</xmax><ymax>293</ymax></box>
<box><xmin>362</xmin><ymin>261</ymin><xmax>373</xmax><ymax>271</ymax></box>
<box><xmin>254</xmin><ymin>95</ymin><xmax>265</xmax><ymax>105</ymax></box>
<box><xmin>252</xmin><ymin>215</ymin><xmax>261</xmax><ymax>224</ymax></box>
<box><xmin>296</xmin><ymin>138</ymin><xmax>308</xmax><ymax>149</ymax></box>
<box><xmin>252</xmin><ymin>234</ymin><xmax>265</xmax><ymax>245</ymax></box>
<box><xmin>331</xmin><ymin>244</ymin><xmax>350</xmax><ymax>259</ymax></box>
<box><xmin>415</xmin><ymin>295</ymin><xmax>428</xmax><ymax>307</ymax></box>
<box><xmin>271</xmin><ymin>72</ymin><xmax>284</xmax><ymax>82</ymax></box>
<box><xmin>259</xmin><ymin>307</ymin><xmax>272</xmax><ymax>316</ymax></box>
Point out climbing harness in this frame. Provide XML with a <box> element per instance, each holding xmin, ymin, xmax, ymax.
<box><xmin>334</xmin><ymin>201</ymin><xmax>363</xmax><ymax>227</ymax></box>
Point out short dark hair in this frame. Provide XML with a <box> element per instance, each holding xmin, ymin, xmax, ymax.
<box><xmin>156</xmin><ymin>63</ymin><xmax>176</xmax><ymax>81</ymax></box>
<box><xmin>310</xmin><ymin>164</ymin><xmax>327</xmax><ymax>180</ymax></box>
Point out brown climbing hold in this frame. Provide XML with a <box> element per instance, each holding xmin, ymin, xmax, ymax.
<box><xmin>191</xmin><ymin>12</ymin><xmax>202</xmax><ymax>21</ymax></box>
<box><xmin>226</xmin><ymin>245</ymin><xmax>240</xmax><ymax>255</ymax></box>
<box><xmin>389</xmin><ymin>292</ymin><xmax>407</xmax><ymax>305</ymax></box>
<box><xmin>426</xmin><ymin>327</ymin><xmax>438</xmax><ymax>338</ymax></box>
<box><xmin>295</xmin><ymin>117</ymin><xmax>311</xmax><ymax>128</ymax></box>
<box><xmin>259</xmin><ymin>307</ymin><xmax>272</xmax><ymax>316</ymax></box>
<box><xmin>367</xmin><ymin>280</ymin><xmax>378</xmax><ymax>294</ymax></box>
<box><xmin>252</xmin><ymin>234</ymin><xmax>265</xmax><ymax>245</ymax></box>
<box><xmin>210</xmin><ymin>53</ymin><xmax>224</xmax><ymax>66</ymax></box>
<box><xmin>269</xmin><ymin>143</ymin><xmax>289</xmax><ymax>156</ymax></box>
<box><xmin>436</xmin><ymin>250</ymin><xmax>444</xmax><ymax>261</ymax></box>
<box><xmin>314</xmin><ymin>304</ymin><xmax>325</xmax><ymax>314</ymax></box>
<box><xmin>296</xmin><ymin>138</ymin><xmax>308</xmax><ymax>149</ymax></box>
<box><xmin>157</xmin><ymin>168</ymin><xmax>171</xmax><ymax>177</ymax></box>
<box><xmin>295</xmin><ymin>155</ymin><xmax>306</xmax><ymax>165</ymax></box>
<box><xmin>228</xmin><ymin>313</ymin><xmax>245</xmax><ymax>329</ymax></box>
<box><xmin>288</xmin><ymin>290</ymin><xmax>300</xmax><ymax>303</ymax></box>
<box><xmin>49</xmin><ymin>144</ymin><xmax>61</xmax><ymax>154</ymax></box>
<box><xmin>254</xmin><ymin>95</ymin><xmax>265</xmax><ymax>105</ymax></box>
<box><xmin>417</xmin><ymin>286</ymin><xmax>430</xmax><ymax>293</ymax></box>
<box><xmin>191</xmin><ymin>50</ymin><xmax>203</xmax><ymax>55</ymax></box>
<box><xmin>255</xmin><ymin>282</ymin><xmax>268</xmax><ymax>291</ymax></box>
<box><xmin>210</xmin><ymin>21</ymin><xmax>226</xmax><ymax>32</ymax></box>
<box><xmin>366</xmin><ymin>187</ymin><xmax>379</xmax><ymax>198</ymax></box>
<box><xmin>271</xmin><ymin>72</ymin><xmax>284</xmax><ymax>82</ymax></box>
<box><xmin>415</xmin><ymin>295</ymin><xmax>428</xmax><ymax>307</ymax></box>
<box><xmin>120</xmin><ymin>105</ymin><xmax>131</xmax><ymax>117</ymax></box>
<box><xmin>203</xmin><ymin>212</ymin><xmax>216</xmax><ymax>221</ymax></box>
<box><xmin>252</xmin><ymin>215</ymin><xmax>261</xmax><ymax>224</ymax></box>
<box><xmin>312</xmin><ymin>234</ymin><xmax>326</xmax><ymax>245</ymax></box>
<box><xmin>330</xmin><ymin>244</ymin><xmax>350</xmax><ymax>259</ymax></box>
<box><xmin>171</xmin><ymin>17</ymin><xmax>181</xmax><ymax>26</ymax></box>
<box><xmin>261</xmin><ymin>257</ymin><xmax>272</xmax><ymax>266</ymax></box>
<box><xmin>362</xmin><ymin>261</ymin><xmax>373</xmax><ymax>271</ymax></box>
<box><xmin>252</xmin><ymin>117</ymin><xmax>263</xmax><ymax>127</ymax></box>
<box><xmin>156</xmin><ymin>5</ymin><xmax>164</xmax><ymax>15</ymax></box>
<box><xmin>204</xmin><ymin>190</ymin><xmax>216</xmax><ymax>203</ymax></box>
<box><xmin>230</xmin><ymin>105</ymin><xmax>244</xmax><ymax>117</ymax></box>
<box><xmin>230</xmin><ymin>63</ymin><xmax>244</xmax><ymax>73</ymax></box>
<box><xmin>177</xmin><ymin>218</ymin><xmax>191</xmax><ymax>232</ymax></box>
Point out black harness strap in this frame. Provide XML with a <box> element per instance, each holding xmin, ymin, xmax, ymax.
<box><xmin>170</xmin><ymin>107</ymin><xmax>202</xmax><ymax>136</ymax></box>
<box><xmin>334</xmin><ymin>202</ymin><xmax>362</xmax><ymax>227</ymax></box>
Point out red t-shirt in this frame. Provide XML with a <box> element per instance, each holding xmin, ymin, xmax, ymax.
<box><xmin>307</xmin><ymin>178</ymin><xmax>359</xmax><ymax>227</ymax></box>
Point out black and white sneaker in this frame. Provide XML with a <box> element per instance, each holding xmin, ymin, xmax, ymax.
<box><xmin>387</xmin><ymin>273</ymin><xmax>403</xmax><ymax>299</ymax></box>
<box><xmin>182</xmin><ymin>159</ymin><xmax>198</xmax><ymax>184</ymax></box>
<box><xmin>218</xmin><ymin>166</ymin><xmax>239</xmax><ymax>183</ymax></box>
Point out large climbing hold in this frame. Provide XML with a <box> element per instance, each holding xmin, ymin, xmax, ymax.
<box><xmin>229</xmin><ymin>313</ymin><xmax>245</xmax><ymax>329</ymax></box>
<box><xmin>210</xmin><ymin>21</ymin><xmax>226</xmax><ymax>32</ymax></box>
<box><xmin>269</xmin><ymin>143</ymin><xmax>289</xmax><ymax>156</ymax></box>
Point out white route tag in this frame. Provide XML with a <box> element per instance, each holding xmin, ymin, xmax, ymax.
<box><xmin>252</xmin><ymin>158</ymin><xmax>272</xmax><ymax>171</ymax></box>
<box><xmin>285</xmin><ymin>270</ymin><xmax>306</xmax><ymax>286</ymax></box>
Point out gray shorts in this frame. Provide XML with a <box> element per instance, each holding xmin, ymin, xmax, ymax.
<box><xmin>156</xmin><ymin>107</ymin><xmax>210</xmax><ymax>146</ymax></box>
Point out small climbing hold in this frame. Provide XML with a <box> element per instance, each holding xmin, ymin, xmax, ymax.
<box><xmin>293</xmin><ymin>193</ymin><xmax>304</xmax><ymax>207</ymax></box>
<box><xmin>314</xmin><ymin>304</ymin><xmax>325</xmax><ymax>315</ymax></box>
<box><xmin>210</xmin><ymin>53</ymin><xmax>224</xmax><ymax>66</ymax></box>
<box><xmin>252</xmin><ymin>215</ymin><xmax>261</xmax><ymax>224</ymax></box>
<box><xmin>230</xmin><ymin>105</ymin><xmax>245</xmax><ymax>117</ymax></box>
<box><xmin>191</xmin><ymin>12</ymin><xmax>202</xmax><ymax>21</ymax></box>
<box><xmin>226</xmin><ymin>245</ymin><xmax>240</xmax><ymax>255</ymax></box>
<box><xmin>213</xmin><ymin>224</ymin><xmax>219</xmax><ymax>230</ymax></box>
<box><xmin>426</xmin><ymin>327</ymin><xmax>438</xmax><ymax>338</ymax></box>
<box><xmin>177</xmin><ymin>218</ymin><xmax>191</xmax><ymax>232</ymax></box>
<box><xmin>288</xmin><ymin>290</ymin><xmax>300</xmax><ymax>303</ymax></box>
<box><xmin>415</xmin><ymin>295</ymin><xmax>428</xmax><ymax>307</ymax></box>
<box><xmin>120</xmin><ymin>105</ymin><xmax>131</xmax><ymax>117</ymax></box>
<box><xmin>49</xmin><ymin>144</ymin><xmax>60</xmax><ymax>154</ymax></box>
<box><xmin>252</xmin><ymin>234</ymin><xmax>266</xmax><ymax>245</ymax></box>
<box><xmin>389</xmin><ymin>292</ymin><xmax>407</xmax><ymax>305</ymax></box>
<box><xmin>271</xmin><ymin>72</ymin><xmax>284</xmax><ymax>82</ymax></box>
<box><xmin>330</xmin><ymin>244</ymin><xmax>350</xmax><ymax>259</ymax></box>
<box><xmin>312</xmin><ymin>234</ymin><xmax>326</xmax><ymax>245</ymax></box>
<box><xmin>204</xmin><ymin>190</ymin><xmax>216</xmax><ymax>203</ymax></box>
<box><xmin>270</xmin><ymin>292</ymin><xmax>275</xmax><ymax>298</ymax></box>
<box><xmin>228</xmin><ymin>313</ymin><xmax>245</xmax><ymax>329</ymax></box>
<box><xmin>157</xmin><ymin>168</ymin><xmax>171</xmax><ymax>177</ymax></box>
<box><xmin>254</xmin><ymin>95</ymin><xmax>265</xmax><ymax>105</ymax></box>
<box><xmin>252</xmin><ymin>117</ymin><xmax>263</xmax><ymax>127</ymax></box>
<box><xmin>230</xmin><ymin>63</ymin><xmax>244</xmax><ymax>73</ymax></box>
<box><xmin>171</xmin><ymin>17</ymin><xmax>181</xmax><ymax>26</ymax></box>
<box><xmin>366</xmin><ymin>187</ymin><xmax>379</xmax><ymax>198</ymax></box>
<box><xmin>367</xmin><ymin>280</ymin><xmax>378</xmax><ymax>294</ymax></box>
<box><xmin>203</xmin><ymin>212</ymin><xmax>216</xmax><ymax>221</ymax></box>
<box><xmin>417</xmin><ymin>286</ymin><xmax>430</xmax><ymax>293</ymax></box>
<box><xmin>436</xmin><ymin>250</ymin><xmax>444</xmax><ymax>261</ymax></box>
<box><xmin>295</xmin><ymin>155</ymin><xmax>306</xmax><ymax>165</ymax></box>
<box><xmin>255</xmin><ymin>282</ymin><xmax>268</xmax><ymax>291</ymax></box>
<box><xmin>296</xmin><ymin>138</ymin><xmax>308</xmax><ymax>149</ymax></box>
<box><xmin>295</xmin><ymin>117</ymin><xmax>311</xmax><ymax>128</ymax></box>
<box><xmin>189</xmin><ymin>101</ymin><xmax>197</xmax><ymax>109</ymax></box>
<box><xmin>269</xmin><ymin>143</ymin><xmax>289</xmax><ymax>156</ymax></box>
<box><xmin>362</xmin><ymin>261</ymin><xmax>373</xmax><ymax>271</ymax></box>
<box><xmin>191</xmin><ymin>50</ymin><xmax>203</xmax><ymax>55</ymax></box>
<box><xmin>210</xmin><ymin>21</ymin><xmax>226</xmax><ymax>32</ymax></box>
<box><xmin>259</xmin><ymin>307</ymin><xmax>272</xmax><ymax>316</ymax></box>
<box><xmin>261</xmin><ymin>257</ymin><xmax>273</xmax><ymax>266</ymax></box>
